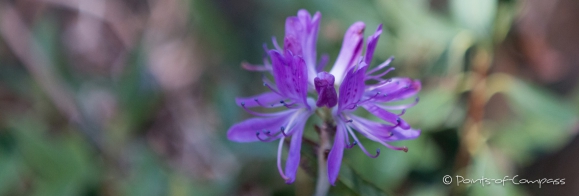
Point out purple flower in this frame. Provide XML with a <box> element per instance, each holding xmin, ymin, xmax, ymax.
<box><xmin>324</xmin><ymin>24</ymin><xmax>421</xmax><ymax>185</ymax></box>
<box><xmin>229</xmin><ymin>9</ymin><xmax>421</xmax><ymax>186</ymax></box>
<box><xmin>227</xmin><ymin>10</ymin><xmax>321</xmax><ymax>184</ymax></box>
<box><xmin>242</xmin><ymin>10</ymin><xmax>322</xmax><ymax>85</ymax></box>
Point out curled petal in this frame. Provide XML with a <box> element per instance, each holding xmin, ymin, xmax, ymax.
<box><xmin>330</xmin><ymin>22</ymin><xmax>366</xmax><ymax>84</ymax></box>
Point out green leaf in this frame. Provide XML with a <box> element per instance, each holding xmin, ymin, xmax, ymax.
<box><xmin>0</xmin><ymin>153</ymin><xmax>22</xmax><ymax>195</ymax></box>
<box><xmin>404</xmin><ymin>87</ymin><xmax>462</xmax><ymax>131</ymax></box>
<box><xmin>121</xmin><ymin>144</ymin><xmax>169</xmax><ymax>196</ymax></box>
<box><xmin>344</xmin><ymin>140</ymin><xmax>410</xmax><ymax>191</ymax></box>
<box><xmin>492</xmin><ymin>79</ymin><xmax>577</xmax><ymax>164</ymax></box>
<box><xmin>467</xmin><ymin>147</ymin><xmax>525</xmax><ymax>196</ymax></box>
<box><xmin>332</xmin><ymin>164</ymin><xmax>391</xmax><ymax>196</ymax></box>
<box><xmin>8</xmin><ymin>118</ymin><xmax>98</xmax><ymax>196</ymax></box>
<box><xmin>451</xmin><ymin>0</ymin><xmax>497</xmax><ymax>37</ymax></box>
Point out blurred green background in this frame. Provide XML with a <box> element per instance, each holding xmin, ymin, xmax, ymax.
<box><xmin>1</xmin><ymin>0</ymin><xmax>578</xmax><ymax>195</ymax></box>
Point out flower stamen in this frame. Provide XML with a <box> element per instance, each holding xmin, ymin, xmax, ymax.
<box><xmin>346</xmin><ymin>126</ymin><xmax>380</xmax><ymax>158</ymax></box>
<box><xmin>277</xmin><ymin>138</ymin><xmax>290</xmax><ymax>181</ymax></box>
<box><xmin>240</xmin><ymin>102</ymin><xmax>280</xmax><ymax>117</ymax></box>
<box><xmin>366</xmin><ymin>56</ymin><xmax>394</xmax><ymax>75</ymax></box>
<box><xmin>345</xmin><ymin>141</ymin><xmax>357</xmax><ymax>149</ymax></box>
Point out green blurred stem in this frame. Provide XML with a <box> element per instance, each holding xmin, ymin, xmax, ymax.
<box><xmin>314</xmin><ymin>123</ymin><xmax>331</xmax><ymax>196</ymax></box>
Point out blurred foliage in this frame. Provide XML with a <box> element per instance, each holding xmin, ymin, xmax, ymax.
<box><xmin>0</xmin><ymin>0</ymin><xmax>578</xmax><ymax>195</ymax></box>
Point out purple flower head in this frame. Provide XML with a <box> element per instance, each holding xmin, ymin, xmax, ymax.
<box><xmin>268</xmin><ymin>10</ymin><xmax>321</xmax><ymax>85</ymax></box>
<box><xmin>229</xmin><ymin>10</ymin><xmax>421</xmax><ymax>186</ymax></box>
<box><xmin>326</xmin><ymin>24</ymin><xmax>421</xmax><ymax>185</ymax></box>
<box><xmin>228</xmin><ymin>10</ymin><xmax>320</xmax><ymax>184</ymax></box>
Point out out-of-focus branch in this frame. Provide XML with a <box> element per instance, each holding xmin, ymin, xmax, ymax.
<box><xmin>0</xmin><ymin>4</ymin><xmax>103</xmax><ymax>152</ymax></box>
<box><xmin>142</xmin><ymin>0</ymin><xmax>238</xmax><ymax>181</ymax></box>
<box><xmin>41</xmin><ymin>0</ymin><xmax>145</xmax><ymax>48</ymax></box>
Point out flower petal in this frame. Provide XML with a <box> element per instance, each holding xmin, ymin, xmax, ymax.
<box><xmin>283</xmin><ymin>113</ymin><xmax>309</xmax><ymax>183</ymax></box>
<box><xmin>330</xmin><ymin>22</ymin><xmax>366</xmax><ymax>84</ymax></box>
<box><xmin>349</xmin><ymin>115</ymin><xmax>398</xmax><ymax>139</ymax></box>
<box><xmin>349</xmin><ymin>115</ymin><xmax>418</xmax><ymax>141</ymax></box>
<box><xmin>235</xmin><ymin>92</ymin><xmax>284</xmax><ymax>108</ymax></box>
<box><xmin>284</xmin><ymin>34</ymin><xmax>302</xmax><ymax>57</ymax></box>
<box><xmin>338</xmin><ymin>64</ymin><xmax>368</xmax><ymax>112</ymax></box>
<box><xmin>298</xmin><ymin>10</ymin><xmax>321</xmax><ymax>83</ymax></box>
<box><xmin>269</xmin><ymin>50</ymin><xmax>309</xmax><ymax>106</ymax></box>
<box><xmin>386</xmin><ymin>127</ymin><xmax>420</xmax><ymax>141</ymax></box>
<box><xmin>366</xmin><ymin>78</ymin><xmax>421</xmax><ymax>102</ymax></box>
<box><xmin>328</xmin><ymin>121</ymin><xmax>346</xmax><ymax>185</ymax></box>
<box><xmin>227</xmin><ymin>110</ymin><xmax>293</xmax><ymax>142</ymax></box>
<box><xmin>364</xmin><ymin>24</ymin><xmax>383</xmax><ymax>65</ymax></box>
<box><xmin>361</xmin><ymin>104</ymin><xmax>411</xmax><ymax>129</ymax></box>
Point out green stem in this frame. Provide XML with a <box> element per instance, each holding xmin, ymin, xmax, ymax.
<box><xmin>314</xmin><ymin>124</ymin><xmax>331</xmax><ymax>196</ymax></box>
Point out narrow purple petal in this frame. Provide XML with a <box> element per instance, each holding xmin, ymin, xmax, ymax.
<box><xmin>235</xmin><ymin>92</ymin><xmax>284</xmax><ymax>108</ymax></box>
<box><xmin>338</xmin><ymin>64</ymin><xmax>368</xmax><ymax>112</ymax></box>
<box><xmin>293</xmin><ymin>56</ymin><xmax>310</xmax><ymax>108</ymax></box>
<box><xmin>298</xmin><ymin>10</ymin><xmax>321</xmax><ymax>83</ymax></box>
<box><xmin>349</xmin><ymin>115</ymin><xmax>398</xmax><ymax>139</ymax></box>
<box><xmin>330</xmin><ymin>22</ymin><xmax>366</xmax><ymax>84</ymax></box>
<box><xmin>284</xmin><ymin>35</ymin><xmax>302</xmax><ymax>57</ymax></box>
<box><xmin>272</xmin><ymin>36</ymin><xmax>283</xmax><ymax>51</ymax></box>
<box><xmin>328</xmin><ymin>122</ymin><xmax>346</xmax><ymax>185</ymax></box>
<box><xmin>269</xmin><ymin>50</ymin><xmax>289</xmax><ymax>98</ymax></box>
<box><xmin>227</xmin><ymin>110</ymin><xmax>294</xmax><ymax>142</ymax></box>
<box><xmin>349</xmin><ymin>115</ymin><xmax>418</xmax><ymax>141</ymax></box>
<box><xmin>386</xmin><ymin>127</ymin><xmax>420</xmax><ymax>141</ymax></box>
<box><xmin>341</xmin><ymin>118</ymin><xmax>408</xmax><ymax>152</ymax></box>
<box><xmin>283</xmin><ymin>114</ymin><xmax>309</xmax><ymax>183</ymax></box>
<box><xmin>345</xmin><ymin>124</ymin><xmax>381</xmax><ymax>158</ymax></box>
<box><xmin>366</xmin><ymin>78</ymin><xmax>413</xmax><ymax>92</ymax></box>
<box><xmin>366</xmin><ymin>78</ymin><xmax>421</xmax><ymax>102</ymax></box>
<box><xmin>285</xmin><ymin>17</ymin><xmax>304</xmax><ymax>56</ymax></box>
<box><xmin>364</xmin><ymin>24</ymin><xmax>383</xmax><ymax>65</ymax></box>
<box><xmin>366</xmin><ymin>56</ymin><xmax>394</xmax><ymax>75</ymax></box>
<box><xmin>361</xmin><ymin>104</ymin><xmax>411</xmax><ymax>129</ymax></box>
<box><xmin>316</xmin><ymin>53</ymin><xmax>330</xmax><ymax>72</ymax></box>
<box><xmin>241</xmin><ymin>62</ymin><xmax>271</xmax><ymax>72</ymax></box>
<box><xmin>269</xmin><ymin>50</ymin><xmax>309</xmax><ymax>106</ymax></box>
<box><xmin>314</xmin><ymin>72</ymin><xmax>338</xmax><ymax>108</ymax></box>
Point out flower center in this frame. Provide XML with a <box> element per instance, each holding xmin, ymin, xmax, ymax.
<box><xmin>314</xmin><ymin>72</ymin><xmax>338</xmax><ymax>108</ymax></box>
